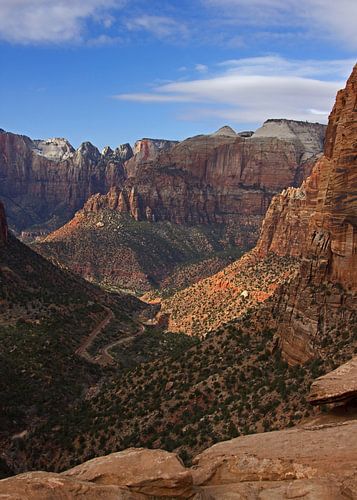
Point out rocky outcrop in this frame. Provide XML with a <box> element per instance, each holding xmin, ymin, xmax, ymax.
<box><xmin>309</xmin><ymin>356</ymin><xmax>357</xmax><ymax>405</ymax></box>
<box><xmin>64</xmin><ymin>448</ymin><xmax>192</xmax><ymax>497</ymax></box>
<box><xmin>0</xmin><ymin>201</ymin><xmax>8</xmax><ymax>244</ymax></box>
<box><xmin>1</xmin><ymin>419</ymin><xmax>356</xmax><ymax>498</ymax></box>
<box><xmin>0</xmin><ymin>472</ymin><xmax>142</xmax><ymax>499</ymax></box>
<box><xmin>0</xmin><ymin>130</ymin><xmax>131</xmax><ymax>233</ymax></box>
<box><xmin>255</xmin><ymin>64</ymin><xmax>357</xmax><ymax>364</ymax></box>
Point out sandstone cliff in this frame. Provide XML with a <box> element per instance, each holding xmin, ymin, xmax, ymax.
<box><xmin>0</xmin><ymin>130</ymin><xmax>131</xmax><ymax>233</ymax></box>
<box><xmin>85</xmin><ymin>121</ymin><xmax>325</xmax><ymax>242</ymax></box>
<box><xmin>255</xmin><ymin>64</ymin><xmax>357</xmax><ymax>364</ymax></box>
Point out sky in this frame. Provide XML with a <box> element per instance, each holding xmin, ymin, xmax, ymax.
<box><xmin>0</xmin><ymin>0</ymin><xmax>356</xmax><ymax>150</ymax></box>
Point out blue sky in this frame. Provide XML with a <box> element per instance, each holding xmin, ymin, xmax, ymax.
<box><xmin>0</xmin><ymin>0</ymin><xmax>356</xmax><ymax>150</ymax></box>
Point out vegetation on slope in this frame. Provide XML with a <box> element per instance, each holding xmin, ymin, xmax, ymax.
<box><xmin>35</xmin><ymin>211</ymin><xmax>250</xmax><ymax>294</ymax></box>
<box><xmin>20</xmin><ymin>291</ymin><xmax>357</xmax><ymax>473</ymax></box>
<box><xmin>161</xmin><ymin>252</ymin><xmax>300</xmax><ymax>336</ymax></box>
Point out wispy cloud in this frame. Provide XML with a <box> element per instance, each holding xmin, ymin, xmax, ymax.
<box><xmin>125</xmin><ymin>14</ymin><xmax>188</xmax><ymax>40</ymax></box>
<box><xmin>203</xmin><ymin>0</ymin><xmax>357</xmax><ymax>49</ymax></box>
<box><xmin>0</xmin><ymin>0</ymin><xmax>124</xmax><ymax>44</ymax></box>
<box><xmin>114</xmin><ymin>56</ymin><xmax>353</xmax><ymax>125</ymax></box>
<box><xmin>195</xmin><ymin>64</ymin><xmax>208</xmax><ymax>73</ymax></box>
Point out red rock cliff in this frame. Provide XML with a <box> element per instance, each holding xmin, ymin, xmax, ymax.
<box><xmin>84</xmin><ymin>122</ymin><xmax>325</xmax><ymax>246</ymax></box>
<box><xmin>0</xmin><ymin>131</ymin><xmax>130</xmax><ymax>233</ymax></box>
<box><xmin>256</xmin><ymin>64</ymin><xmax>357</xmax><ymax>363</ymax></box>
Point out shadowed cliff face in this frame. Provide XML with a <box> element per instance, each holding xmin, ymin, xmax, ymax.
<box><xmin>255</xmin><ymin>64</ymin><xmax>357</xmax><ymax>364</ymax></box>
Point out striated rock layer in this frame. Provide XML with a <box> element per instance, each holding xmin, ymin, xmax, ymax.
<box><xmin>85</xmin><ymin>122</ymin><xmax>325</xmax><ymax>247</ymax></box>
<box><xmin>255</xmin><ymin>64</ymin><xmax>357</xmax><ymax>364</ymax></box>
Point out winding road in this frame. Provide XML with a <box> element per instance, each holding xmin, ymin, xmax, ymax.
<box><xmin>75</xmin><ymin>306</ymin><xmax>115</xmax><ymax>365</ymax></box>
<box><xmin>75</xmin><ymin>306</ymin><xmax>146</xmax><ymax>367</ymax></box>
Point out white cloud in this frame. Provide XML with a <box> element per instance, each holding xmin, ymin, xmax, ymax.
<box><xmin>204</xmin><ymin>0</ymin><xmax>357</xmax><ymax>49</ymax></box>
<box><xmin>0</xmin><ymin>0</ymin><xmax>123</xmax><ymax>44</ymax></box>
<box><xmin>125</xmin><ymin>15</ymin><xmax>188</xmax><ymax>40</ymax></box>
<box><xmin>114</xmin><ymin>56</ymin><xmax>353</xmax><ymax>125</ymax></box>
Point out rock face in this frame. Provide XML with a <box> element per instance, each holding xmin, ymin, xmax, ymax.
<box><xmin>0</xmin><ymin>201</ymin><xmax>8</xmax><ymax>244</ymax></box>
<box><xmin>309</xmin><ymin>356</ymin><xmax>357</xmax><ymax>405</ymax></box>
<box><xmin>0</xmin><ymin>130</ymin><xmax>131</xmax><ymax>233</ymax></box>
<box><xmin>1</xmin><ymin>120</ymin><xmax>324</xmax><ymax>242</ymax></box>
<box><xmin>85</xmin><ymin>121</ymin><xmax>325</xmax><ymax>246</ymax></box>
<box><xmin>255</xmin><ymin>64</ymin><xmax>357</xmax><ymax>364</ymax></box>
<box><xmin>1</xmin><ymin>419</ymin><xmax>356</xmax><ymax>498</ymax></box>
<box><xmin>253</xmin><ymin>118</ymin><xmax>326</xmax><ymax>161</ymax></box>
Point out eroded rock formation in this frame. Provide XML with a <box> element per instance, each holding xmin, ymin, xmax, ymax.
<box><xmin>256</xmin><ymin>64</ymin><xmax>357</xmax><ymax>364</ymax></box>
<box><xmin>309</xmin><ymin>356</ymin><xmax>357</xmax><ymax>405</ymax></box>
<box><xmin>85</xmin><ymin>121</ymin><xmax>326</xmax><ymax>246</ymax></box>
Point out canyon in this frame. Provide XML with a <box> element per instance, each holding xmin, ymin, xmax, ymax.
<box><xmin>162</xmin><ymin>65</ymin><xmax>357</xmax><ymax>368</ymax></box>
<box><xmin>0</xmin><ymin>60</ymin><xmax>356</xmax><ymax>499</ymax></box>
<box><xmin>33</xmin><ymin>119</ymin><xmax>325</xmax><ymax>292</ymax></box>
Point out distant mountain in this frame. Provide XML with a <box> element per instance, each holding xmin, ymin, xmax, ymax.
<box><xmin>33</xmin><ymin>119</ymin><xmax>326</xmax><ymax>293</ymax></box>
<box><xmin>0</xmin><ymin>130</ymin><xmax>132</xmax><ymax>234</ymax></box>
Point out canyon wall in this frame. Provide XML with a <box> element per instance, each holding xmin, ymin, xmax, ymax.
<box><xmin>256</xmin><ymin>64</ymin><xmax>357</xmax><ymax>364</ymax></box>
<box><xmin>0</xmin><ymin>120</ymin><xmax>325</xmax><ymax>244</ymax></box>
<box><xmin>84</xmin><ymin>121</ymin><xmax>325</xmax><ymax>247</ymax></box>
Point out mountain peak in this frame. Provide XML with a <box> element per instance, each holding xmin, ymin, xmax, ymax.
<box><xmin>212</xmin><ymin>125</ymin><xmax>237</xmax><ymax>137</ymax></box>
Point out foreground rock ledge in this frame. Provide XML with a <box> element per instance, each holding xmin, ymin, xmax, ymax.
<box><xmin>308</xmin><ymin>356</ymin><xmax>357</xmax><ymax>405</ymax></box>
<box><xmin>1</xmin><ymin>420</ymin><xmax>356</xmax><ymax>499</ymax></box>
